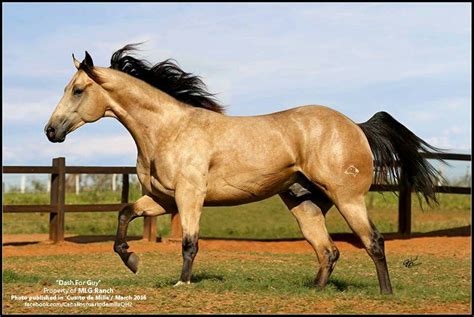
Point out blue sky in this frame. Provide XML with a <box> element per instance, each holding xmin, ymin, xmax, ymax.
<box><xmin>3</xmin><ymin>3</ymin><xmax>471</xmax><ymax>178</ymax></box>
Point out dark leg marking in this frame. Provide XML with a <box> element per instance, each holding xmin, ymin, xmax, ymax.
<box><xmin>179</xmin><ymin>234</ymin><xmax>199</xmax><ymax>283</ymax></box>
<box><xmin>367</xmin><ymin>227</ymin><xmax>393</xmax><ymax>295</ymax></box>
<box><xmin>315</xmin><ymin>247</ymin><xmax>340</xmax><ymax>289</ymax></box>
<box><xmin>328</xmin><ymin>247</ymin><xmax>340</xmax><ymax>271</ymax></box>
<box><xmin>369</xmin><ymin>229</ymin><xmax>385</xmax><ymax>259</ymax></box>
<box><xmin>113</xmin><ymin>205</ymin><xmax>140</xmax><ymax>273</ymax></box>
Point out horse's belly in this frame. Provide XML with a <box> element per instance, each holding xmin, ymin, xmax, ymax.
<box><xmin>204</xmin><ymin>168</ymin><xmax>297</xmax><ymax>206</ymax></box>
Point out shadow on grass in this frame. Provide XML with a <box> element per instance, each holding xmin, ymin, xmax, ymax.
<box><xmin>154</xmin><ymin>272</ymin><xmax>225</xmax><ymax>288</ymax></box>
<box><xmin>327</xmin><ymin>278</ymin><xmax>370</xmax><ymax>292</ymax></box>
<box><xmin>5</xmin><ymin>225</ymin><xmax>468</xmax><ymax>246</ymax></box>
<box><xmin>3</xmin><ymin>241</ymin><xmax>40</xmax><ymax>247</ymax></box>
<box><xmin>2</xmin><ymin>235</ymin><xmax>145</xmax><ymax>246</ymax></box>
<box><xmin>302</xmin><ymin>276</ymin><xmax>370</xmax><ymax>292</ymax></box>
<box><xmin>408</xmin><ymin>225</ymin><xmax>471</xmax><ymax>238</ymax></box>
<box><xmin>200</xmin><ymin>225</ymin><xmax>471</xmax><ymax>247</ymax></box>
<box><xmin>65</xmin><ymin>235</ymin><xmax>146</xmax><ymax>244</ymax></box>
<box><xmin>192</xmin><ymin>272</ymin><xmax>225</xmax><ymax>283</ymax></box>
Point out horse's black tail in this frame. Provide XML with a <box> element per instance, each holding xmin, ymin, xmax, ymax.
<box><xmin>358</xmin><ymin>111</ymin><xmax>446</xmax><ymax>206</ymax></box>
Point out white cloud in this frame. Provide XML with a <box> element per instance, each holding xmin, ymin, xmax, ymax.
<box><xmin>3</xmin><ymin>86</ymin><xmax>63</xmax><ymax>123</ymax></box>
<box><xmin>427</xmin><ymin>125</ymin><xmax>471</xmax><ymax>151</ymax></box>
<box><xmin>427</xmin><ymin>136</ymin><xmax>452</xmax><ymax>149</ymax></box>
<box><xmin>3</xmin><ymin>101</ymin><xmax>55</xmax><ymax>122</ymax></box>
<box><xmin>445</xmin><ymin>97</ymin><xmax>471</xmax><ymax>111</ymax></box>
<box><xmin>64</xmin><ymin>135</ymin><xmax>137</xmax><ymax>158</ymax></box>
<box><xmin>3</xmin><ymin>134</ymin><xmax>137</xmax><ymax>165</ymax></box>
<box><xmin>406</xmin><ymin>97</ymin><xmax>471</xmax><ymax>124</ymax></box>
<box><xmin>406</xmin><ymin>111</ymin><xmax>440</xmax><ymax>124</ymax></box>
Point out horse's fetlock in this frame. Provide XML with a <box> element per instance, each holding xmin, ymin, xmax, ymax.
<box><xmin>182</xmin><ymin>234</ymin><xmax>199</xmax><ymax>258</ymax></box>
<box><xmin>330</xmin><ymin>247</ymin><xmax>340</xmax><ymax>263</ymax></box>
<box><xmin>114</xmin><ymin>242</ymin><xmax>129</xmax><ymax>254</ymax></box>
<box><xmin>324</xmin><ymin>247</ymin><xmax>339</xmax><ymax>269</ymax></box>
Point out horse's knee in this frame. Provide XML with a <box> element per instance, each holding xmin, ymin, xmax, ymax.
<box><xmin>118</xmin><ymin>204</ymin><xmax>140</xmax><ymax>224</ymax></box>
<box><xmin>118</xmin><ymin>204</ymin><xmax>133</xmax><ymax>219</ymax></box>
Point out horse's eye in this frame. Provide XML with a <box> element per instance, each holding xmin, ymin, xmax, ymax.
<box><xmin>73</xmin><ymin>88</ymin><xmax>83</xmax><ymax>96</ymax></box>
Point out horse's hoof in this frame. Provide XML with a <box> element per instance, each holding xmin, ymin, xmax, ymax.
<box><xmin>173</xmin><ymin>281</ymin><xmax>191</xmax><ymax>287</ymax></box>
<box><xmin>125</xmin><ymin>252</ymin><xmax>140</xmax><ymax>274</ymax></box>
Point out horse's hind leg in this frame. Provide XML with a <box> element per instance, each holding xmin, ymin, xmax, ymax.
<box><xmin>114</xmin><ymin>195</ymin><xmax>167</xmax><ymax>273</ymax></box>
<box><xmin>279</xmin><ymin>189</ymin><xmax>339</xmax><ymax>289</ymax></box>
<box><xmin>335</xmin><ymin>196</ymin><xmax>393</xmax><ymax>294</ymax></box>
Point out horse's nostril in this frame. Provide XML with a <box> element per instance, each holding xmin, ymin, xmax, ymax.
<box><xmin>46</xmin><ymin>126</ymin><xmax>56</xmax><ymax>138</ymax></box>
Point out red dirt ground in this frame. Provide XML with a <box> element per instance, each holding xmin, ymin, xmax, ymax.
<box><xmin>2</xmin><ymin>234</ymin><xmax>472</xmax><ymax>314</ymax></box>
<box><xmin>2</xmin><ymin>234</ymin><xmax>471</xmax><ymax>258</ymax></box>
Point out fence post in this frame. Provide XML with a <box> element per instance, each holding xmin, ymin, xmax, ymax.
<box><xmin>143</xmin><ymin>217</ymin><xmax>157</xmax><ymax>242</ymax></box>
<box><xmin>49</xmin><ymin>157</ymin><xmax>66</xmax><ymax>243</ymax></box>
<box><xmin>20</xmin><ymin>175</ymin><xmax>26</xmax><ymax>193</ymax></box>
<box><xmin>75</xmin><ymin>174</ymin><xmax>80</xmax><ymax>195</ymax></box>
<box><xmin>398</xmin><ymin>170</ymin><xmax>412</xmax><ymax>235</ymax></box>
<box><xmin>168</xmin><ymin>213</ymin><xmax>182</xmax><ymax>241</ymax></box>
<box><xmin>142</xmin><ymin>187</ymin><xmax>157</xmax><ymax>242</ymax></box>
<box><xmin>121</xmin><ymin>174</ymin><xmax>129</xmax><ymax>204</ymax></box>
<box><xmin>112</xmin><ymin>174</ymin><xmax>117</xmax><ymax>192</ymax></box>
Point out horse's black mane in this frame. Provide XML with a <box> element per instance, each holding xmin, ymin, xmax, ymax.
<box><xmin>108</xmin><ymin>43</ymin><xmax>224</xmax><ymax>113</ymax></box>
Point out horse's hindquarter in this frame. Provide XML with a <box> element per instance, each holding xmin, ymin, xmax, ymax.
<box><xmin>289</xmin><ymin>106</ymin><xmax>374</xmax><ymax>197</ymax></box>
<box><xmin>205</xmin><ymin>105</ymin><xmax>374</xmax><ymax>204</ymax></box>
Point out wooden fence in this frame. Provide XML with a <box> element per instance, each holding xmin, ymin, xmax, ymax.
<box><xmin>3</xmin><ymin>153</ymin><xmax>471</xmax><ymax>243</ymax></box>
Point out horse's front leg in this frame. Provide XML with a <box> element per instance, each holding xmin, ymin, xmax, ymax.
<box><xmin>114</xmin><ymin>194</ymin><xmax>167</xmax><ymax>273</ymax></box>
<box><xmin>173</xmin><ymin>179</ymin><xmax>206</xmax><ymax>286</ymax></box>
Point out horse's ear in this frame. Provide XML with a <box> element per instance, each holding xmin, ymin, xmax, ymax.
<box><xmin>72</xmin><ymin>53</ymin><xmax>81</xmax><ymax>70</ymax></box>
<box><xmin>83</xmin><ymin>51</ymin><xmax>94</xmax><ymax>68</ymax></box>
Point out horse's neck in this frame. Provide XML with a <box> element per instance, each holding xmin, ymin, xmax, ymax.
<box><xmin>106</xmin><ymin>76</ymin><xmax>188</xmax><ymax>165</ymax></box>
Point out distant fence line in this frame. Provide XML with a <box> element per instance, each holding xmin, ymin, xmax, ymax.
<box><xmin>8</xmin><ymin>173</ymin><xmax>142</xmax><ymax>194</ymax></box>
<box><xmin>2</xmin><ymin>153</ymin><xmax>472</xmax><ymax>243</ymax></box>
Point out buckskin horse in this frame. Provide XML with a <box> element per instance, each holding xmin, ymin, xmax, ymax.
<box><xmin>45</xmin><ymin>44</ymin><xmax>443</xmax><ymax>294</ymax></box>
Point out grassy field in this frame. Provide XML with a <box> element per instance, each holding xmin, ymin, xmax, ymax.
<box><xmin>2</xmin><ymin>189</ymin><xmax>471</xmax><ymax>314</ymax></box>
<box><xmin>2</xmin><ymin>242</ymin><xmax>471</xmax><ymax>314</ymax></box>
<box><xmin>2</xmin><ymin>189</ymin><xmax>471</xmax><ymax>239</ymax></box>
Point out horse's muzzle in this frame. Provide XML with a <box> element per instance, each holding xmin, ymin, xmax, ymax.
<box><xmin>45</xmin><ymin>125</ymin><xmax>65</xmax><ymax>143</ymax></box>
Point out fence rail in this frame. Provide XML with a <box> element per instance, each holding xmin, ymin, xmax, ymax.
<box><xmin>3</xmin><ymin>153</ymin><xmax>472</xmax><ymax>242</ymax></box>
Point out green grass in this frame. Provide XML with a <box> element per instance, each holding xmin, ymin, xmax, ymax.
<box><xmin>3</xmin><ymin>269</ymin><xmax>42</xmax><ymax>284</ymax></box>
<box><xmin>2</xmin><ymin>247</ymin><xmax>471</xmax><ymax>314</ymax></box>
<box><xmin>2</xmin><ymin>191</ymin><xmax>471</xmax><ymax>238</ymax></box>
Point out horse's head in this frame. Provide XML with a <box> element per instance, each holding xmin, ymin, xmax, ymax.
<box><xmin>44</xmin><ymin>52</ymin><xmax>109</xmax><ymax>143</ymax></box>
